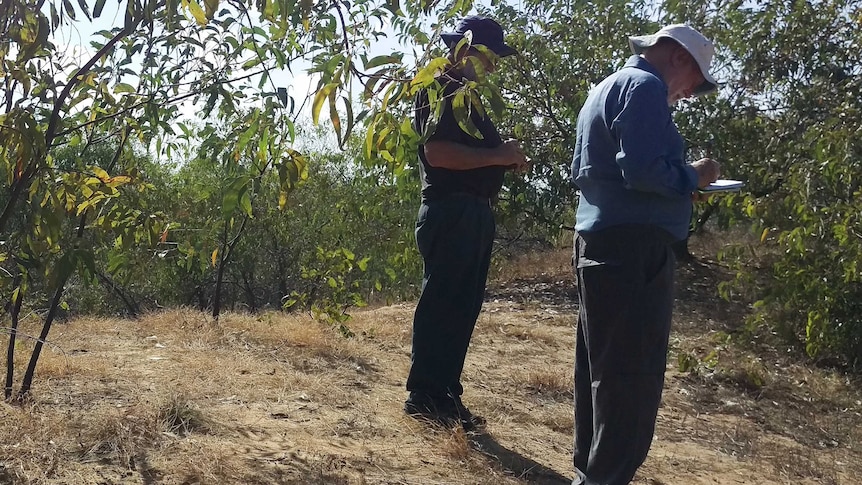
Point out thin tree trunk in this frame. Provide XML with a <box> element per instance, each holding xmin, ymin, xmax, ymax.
<box><xmin>212</xmin><ymin>217</ymin><xmax>249</xmax><ymax>320</ymax></box>
<box><xmin>16</xmin><ymin>282</ymin><xmax>64</xmax><ymax>401</ymax></box>
<box><xmin>212</xmin><ymin>225</ymin><xmax>229</xmax><ymax>320</ymax></box>
<box><xmin>241</xmin><ymin>268</ymin><xmax>257</xmax><ymax>313</ymax></box>
<box><xmin>4</xmin><ymin>274</ymin><xmax>23</xmax><ymax>400</ymax></box>
<box><xmin>96</xmin><ymin>270</ymin><xmax>140</xmax><ymax>317</ymax></box>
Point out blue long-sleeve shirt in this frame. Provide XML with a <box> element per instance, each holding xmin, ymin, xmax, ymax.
<box><xmin>571</xmin><ymin>56</ymin><xmax>699</xmax><ymax>241</ymax></box>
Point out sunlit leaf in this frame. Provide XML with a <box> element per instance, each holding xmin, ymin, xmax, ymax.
<box><xmin>185</xmin><ymin>0</ymin><xmax>208</xmax><ymax>25</ymax></box>
<box><xmin>312</xmin><ymin>83</ymin><xmax>339</xmax><ymax>125</ymax></box>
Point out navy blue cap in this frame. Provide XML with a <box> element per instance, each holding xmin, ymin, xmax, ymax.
<box><xmin>440</xmin><ymin>16</ymin><xmax>517</xmax><ymax>57</ymax></box>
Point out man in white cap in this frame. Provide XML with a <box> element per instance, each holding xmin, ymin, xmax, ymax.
<box><xmin>569</xmin><ymin>24</ymin><xmax>721</xmax><ymax>484</ymax></box>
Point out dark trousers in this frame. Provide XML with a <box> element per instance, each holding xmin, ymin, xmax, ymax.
<box><xmin>573</xmin><ymin>225</ymin><xmax>675</xmax><ymax>485</ymax></box>
<box><xmin>407</xmin><ymin>194</ymin><xmax>495</xmax><ymax>398</ymax></box>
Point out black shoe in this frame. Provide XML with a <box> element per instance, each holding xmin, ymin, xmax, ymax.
<box><xmin>404</xmin><ymin>393</ymin><xmax>486</xmax><ymax>431</ymax></box>
<box><xmin>450</xmin><ymin>396</ymin><xmax>486</xmax><ymax>431</ymax></box>
<box><xmin>404</xmin><ymin>396</ymin><xmax>459</xmax><ymax>428</ymax></box>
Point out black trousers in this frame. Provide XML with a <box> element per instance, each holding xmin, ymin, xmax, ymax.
<box><xmin>573</xmin><ymin>225</ymin><xmax>675</xmax><ymax>485</ymax></box>
<box><xmin>406</xmin><ymin>194</ymin><xmax>495</xmax><ymax>399</ymax></box>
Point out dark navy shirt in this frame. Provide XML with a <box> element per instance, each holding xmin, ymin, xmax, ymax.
<box><xmin>413</xmin><ymin>76</ymin><xmax>506</xmax><ymax>200</ymax></box>
<box><xmin>571</xmin><ymin>56</ymin><xmax>699</xmax><ymax>240</ymax></box>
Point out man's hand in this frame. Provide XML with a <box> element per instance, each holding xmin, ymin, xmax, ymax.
<box><xmin>502</xmin><ymin>139</ymin><xmax>530</xmax><ymax>173</ymax></box>
<box><xmin>691</xmin><ymin>158</ymin><xmax>721</xmax><ymax>188</ymax></box>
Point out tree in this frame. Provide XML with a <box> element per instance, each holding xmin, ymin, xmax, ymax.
<box><xmin>673</xmin><ymin>0</ymin><xmax>862</xmax><ymax>367</ymax></box>
<box><xmin>1</xmin><ymin>0</ymin><xmax>483</xmax><ymax>399</ymax></box>
<box><xmin>479</xmin><ymin>0</ymin><xmax>862</xmax><ymax>366</ymax></box>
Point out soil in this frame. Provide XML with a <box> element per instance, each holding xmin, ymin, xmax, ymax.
<box><xmin>1</xmin><ymin>249</ymin><xmax>860</xmax><ymax>484</ymax></box>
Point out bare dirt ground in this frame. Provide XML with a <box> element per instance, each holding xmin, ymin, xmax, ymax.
<box><xmin>2</xmin><ymin>247</ymin><xmax>861</xmax><ymax>484</ymax></box>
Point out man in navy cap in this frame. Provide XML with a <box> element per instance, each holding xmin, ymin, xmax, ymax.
<box><xmin>404</xmin><ymin>15</ymin><xmax>528</xmax><ymax>430</ymax></box>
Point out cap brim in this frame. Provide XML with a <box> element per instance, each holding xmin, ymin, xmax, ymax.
<box><xmin>441</xmin><ymin>32</ymin><xmax>462</xmax><ymax>45</ymax></box>
<box><xmin>493</xmin><ymin>44</ymin><xmax>517</xmax><ymax>57</ymax></box>
<box><xmin>693</xmin><ymin>79</ymin><xmax>719</xmax><ymax>96</ymax></box>
<box><xmin>693</xmin><ymin>60</ymin><xmax>719</xmax><ymax>96</ymax></box>
<box><xmin>628</xmin><ymin>35</ymin><xmax>659</xmax><ymax>55</ymax></box>
<box><xmin>441</xmin><ymin>32</ymin><xmax>518</xmax><ymax>57</ymax></box>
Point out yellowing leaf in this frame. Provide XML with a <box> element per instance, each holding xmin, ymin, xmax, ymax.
<box><xmin>311</xmin><ymin>83</ymin><xmax>339</xmax><ymax>125</ymax></box>
<box><xmin>761</xmin><ymin>228</ymin><xmax>769</xmax><ymax>243</ymax></box>
<box><xmin>107</xmin><ymin>175</ymin><xmax>132</xmax><ymax>184</ymax></box>
<box><xmin>92</xmin><ymin>167</ymin><xmax>110</xmax><ymax>182</ymax></box>
<box><xmin>211</xmin><ymin>248</ymin><xmax>218</xmax><ymax>267</ymax></box>
<box><xmin>186</xmin><ymin>0</ymin><xmax>208</xmax><ymax>25</ymax></box>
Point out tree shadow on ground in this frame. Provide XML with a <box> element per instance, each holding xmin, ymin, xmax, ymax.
<box><xmin>469</xmin><ymin>431</ymin><xmax>572</xmax><ymax>484</ymax></box>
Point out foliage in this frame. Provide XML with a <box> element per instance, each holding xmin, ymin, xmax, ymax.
<box><xmin>476</xmin><ymin>0</ymin><xmax>862</xmax><ymax>367</ymax></box>
<box><xmin>665</xmin><ymin>0</ymin><xmax>862</xmax><ymax>367</ymax></box>
<box><xmin>63</xmin><ymin>136</ymin><xmax>422</xmax><ymax>326</ymax></box>
<box><xmin>0</xmin><ymin>0</ymin><xmax>476</xmax><ymax>397</ymax></box>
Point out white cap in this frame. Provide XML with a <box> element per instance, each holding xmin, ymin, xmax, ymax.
<box><xmin>629</xmin><ymin>24</ymin><xmax>719</xmax><ymax>96</ymax></box>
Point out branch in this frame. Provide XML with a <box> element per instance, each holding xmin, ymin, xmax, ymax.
<box><xmin>54</xmin><ymin>68</ymin><xmax>269</xmax><ymax>139</ymax></box>
<box><xmin>45</xmin><ymin>20</ymin><xmax>142</xmax><ymax>149</ymax></box>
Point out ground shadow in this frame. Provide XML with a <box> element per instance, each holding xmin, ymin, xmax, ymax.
<box><xmin>469</xmin><ymin>431</ymin><xmax>572</xmax><ymax>484</ymax></box>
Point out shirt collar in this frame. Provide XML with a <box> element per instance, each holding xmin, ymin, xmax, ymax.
<box><xmin>624</xmin><ymin>55</ymin><xmax>667</xmax><ymax>87</ymax></box>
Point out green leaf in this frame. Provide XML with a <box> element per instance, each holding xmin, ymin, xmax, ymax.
<box><xmin>239</xmin><ymin>186</ymin><xmax>253</xmax><ymax>217</ymax></box>
<box><xmin>222</xmin><ymin>177</ymin><xmax>249</xmax><ymax>220</ymax></box>
<box><xmin>203</xmin><ymin>0</ymin><xmax>218</xmax><ymax>20</ymax></box>
<box><xmin>329</xmin><ymin>90</ymin><xmax>341</xmax><ymax>145</ymax></box>
<box><xmin>452</xmin><ymin>90</ymin><xmax>482</xmax><ymax>139</ymax></box>
<box><xmin>76</xmin><ymin>0</ymin><xmax>92</xmax><ymax>20</ymax></box>
<box><xmin>114</xmin><ymin>83</ymin><xmax>136</xmax><ymax>94</ymax></box>
<box><xmin>62</xmin><ymin>0</ymin><xmax>76</xmax><ymax>21</ymax></box>
<box><xmin>364</xmin><ymin>54</ymin><xmax>402</xmax><ymax>70</ymax></box>
<box><xmin>357</xmin><ymin>257</ymin><xmax>370</xmax><ymax>271</ymax></box>
<box><xmin>93</xmin><ymin>0</ymin><xmax>107</xmax><ymax>17</ymax></box>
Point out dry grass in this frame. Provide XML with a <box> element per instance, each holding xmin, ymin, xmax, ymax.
<box><xmin>521</xmin><ymin>369</ymin><xmax>573</xmax><ymax>402</ymax></box>
<box><xmin>491</xmin><ymin>248</ymin><xmax>572</xmax><ymax>284</ymax></box>
<box><xmin>1</xmin><ymin>248</ymin><xmax>861</xmax><ymax>484</ymax></box>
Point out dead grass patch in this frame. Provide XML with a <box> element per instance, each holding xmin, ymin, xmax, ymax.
<box><xmin>770</xmin><ymin>444</ymin><xmax>840</xmax><ymax>484</ymax></box>
<box><xmin>159</xmin><ymin>394</ymin><xmax>213</xmax><ymax>436</ymax></box>
<box><xmin>492</xmin><ymin>248</ymin><xmax>572</xmax><ymax>283</ymax></box>
<box><xmin>537</xmin><ymin>406</ymin><xmax>574</xmax><ymax>434</ymax></box>
<box><xmin>521</xmin><ymin>369</ymin><xmax>573</xmax><ymax>402</ymax></box>
<box><xmin>716</xmin><ymin>422</ymin><xmax>759</xmax><ymax>458</ymax></box>
<box><xmin>440</xmin><ymin>426</ymin><xmax>472</xmax><ymax>460</ymax></box>
<box><xmin>489</xmin><ymin>321</ymin><xmax>559</xmax><ymax>347</ymax></box>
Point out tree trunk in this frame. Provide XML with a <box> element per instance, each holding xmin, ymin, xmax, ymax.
<box><xmin>4</xmin><ymin>275</ymin><xmax>23</xmax><ymax>400</ymax></box>
<box><xmin>96</xmin><ymin>270</ymin><xmax>140</xmax><ymax>317</ymax></box>
<box><xmin>241</xmin><ymin>269</ymin><xmax>257</xmax><ymax>313</ymax></box>
<box><xmin>212</xmin><ymin>217</ymin><xmax>249</xmax><ymax>320</ymax></box>
<box><xmin>16</xmin><ymin>283</ymin><xmax>64</xmax><ymax>401</ymax></box>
